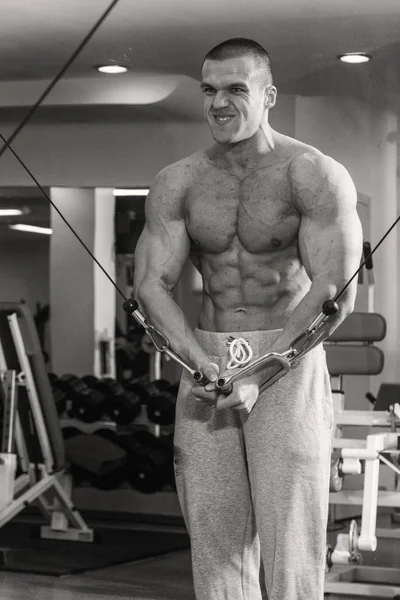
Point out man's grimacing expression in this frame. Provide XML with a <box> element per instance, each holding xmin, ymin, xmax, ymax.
<box><xmin>201</xmin><ymin>55</ymin><xmax>277</xmax><ymax>144</ymax></box>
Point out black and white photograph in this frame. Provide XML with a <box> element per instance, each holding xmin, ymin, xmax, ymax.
<box><xmin>0</xmin><ymin>1</ymin><xmax>399</xmax><ymax>599</ymax></box>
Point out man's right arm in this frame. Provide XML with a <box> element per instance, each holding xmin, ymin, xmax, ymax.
<box><xmin>133</xmin><ymin>165</ymin><xmax>218</xmax><ymax>382</ymax></box>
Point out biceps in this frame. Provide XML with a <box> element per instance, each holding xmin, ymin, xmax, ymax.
<box><xmin>134</xmin><ymin>220</ymin><xmax>191</xmax><ymax>296</ymax></box>
<box><xmin>299</xmin><ymin>209</ymin><xmax>363</xmax><ymax>284</ymax></box>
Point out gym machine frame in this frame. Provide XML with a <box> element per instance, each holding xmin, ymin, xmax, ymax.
<box><xmin>323</xmin><ymin>309</ymin><xmax>400</xmax><ymax>597</ymax></box>
<box><xmin>0</xmin><ymin>309</ymin><xmax>93</xmax><ymax>543</ymax></box>
<box><xmin>325</xmin><ymin>429</ymin><xmax>400</xmax><ymax>598</ymax></box>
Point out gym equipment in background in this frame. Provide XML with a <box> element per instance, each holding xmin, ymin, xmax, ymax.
<box><xmin>61</xmin><ymin>428</ymin><xmax>128</xmax><ymax>491</ymax></box>
<box><xmin>324</xmin><ymin>310</ymin><xmax>400</xmax><ymax>597</ymax></box>
<box><xmin>144</xmin><ymin>380</ymin><xmax>178</xmax><ymax>426</ymax></box>
<box><xmin>0</xmin><ymin>301</ymin><xmax>93</xmax><ymax>543</ymax></box>
<box><xmin>56</xmin><ymin>374</ymin><xmax>109</xmax><ymax>423</ymax></box>
<box><xmin>55</xmin><ymin>373</ymin><xmax>179</xmax><ymax>427</ymax></box>
<box><xmin>84</xmin><ymin>376</ymin><xmax>143</xmax><ymax>425</ymax></box>
<box><xmin>94</xmin><ymin>428</ymin><xmax>175</xmax><ymax>494</ymax></box>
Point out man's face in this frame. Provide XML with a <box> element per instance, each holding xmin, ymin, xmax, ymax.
<box><xmin>201</xmin><ymin>55</ymin><xmax>272</xmax><ymax>145</ymax></box>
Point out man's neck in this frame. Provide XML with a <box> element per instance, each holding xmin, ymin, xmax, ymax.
<box><xmin>213</xmin><ymin>124</ymin><xmax>278</xmax><ymax>176</ymax></box>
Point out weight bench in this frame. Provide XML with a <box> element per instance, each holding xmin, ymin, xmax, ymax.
<box><xmin>323</xmin><ymin>311</ymin><xmax>400</xmax><ymax>598</ymax></box>
<box><xmin>0</xmin><ymin>301</ymin><xmax>93</xmax><ymax>543</ymax></box>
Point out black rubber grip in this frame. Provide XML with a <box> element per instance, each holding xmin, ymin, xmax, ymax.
<box><xmin>216</xmin><ymin>378</ymin><xmax>233</xmax><ymax>394</ymax></box>
<box><xmin>193</xmin><ymin>372</ymin><xmax>210</xmax><ymax>386</ymax></box>
<box><xmin>363</xmin><ymin>241</ymin><xmax>373</xmax><ymax>270</ymax></box>
<box><xmin>365</xmin><ymin>392</ymin><xmax>376</xmax><ymax>405</ymax></box>
<box><xmin>122</xmin><ymin>299</ymin><xmax>139</xmax><ymax>313</ymax></box>
<box><xmin>322</xmin><ymin>300</ymin><xmax>339</xmax><ymax>316</ymax></box>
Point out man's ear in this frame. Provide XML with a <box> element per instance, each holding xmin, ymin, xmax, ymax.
<box><xmin>265</xmin><ymin>86</ymin><xmax>277</xmax><ymax>109</ymax></box>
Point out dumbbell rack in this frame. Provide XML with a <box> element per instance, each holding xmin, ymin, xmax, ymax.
<box><xmin>61</xmin><ymin>351</ymin><xmax>184</xmax><ymax>521</ymax></box>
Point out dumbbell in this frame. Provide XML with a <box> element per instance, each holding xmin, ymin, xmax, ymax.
<box><xmin>125</xmin><ymin>380</ymin><xmax>148</xmax><ymax>404</ymax></box>
<box><xmin>145</xmin><ymin>380</ymin><xmax>179</xmax><ymax>426</ymax></box>
<box><xmin>96</xmin><ymin>427</ymin><xmax>176</xmax><ymax>489</ymax></box>
<box><xmin>52</xmin><ymin>388</ymin><xmax>68</xmax><ymax>416</ymax></box>
<box><xmin>103</xmin><ymin>378</ymin><xmax>143</xmax><ymax>425</ymax></box>
<box><xmin>82</xmin><ymin>375</ymin><xmax>99</xmax><ymax>388</ymax></box>
<box><xmin>133</xmin><ymin>431</ymin><xmax>176</xmax><ymax>491</ymax></box>
<box><xmin>57</xmin><ymin>374</ymin><xmax>108</xmax><ymax>423</ymax></box>
<box><xmin>85</xmin><ymin>377</ymin><xmax>143</xmax><ymax>425</ymax></box>
<box><xmin>168</xmin><ymin>382</ymin><xmax>180</xmax><ymax>396</ymax></box>
<box><xmin>95</xmin><ymin>428</ymin><xmax>175</xmax><ymax>491</ymax></box>
<box><xmin>156</xmin><ymin>432</ymin><xmax>176</xmax><ymax>492</ymax></box>
<box><xmin>118</xmin><ymin>430</ymin><xmax>174</xmax><ymax>494</ymax></box>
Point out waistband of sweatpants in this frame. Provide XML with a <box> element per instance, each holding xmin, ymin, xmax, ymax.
<box><xmin>194</xmin><ymin>327</ymin><xmax>283</xmax><ymax>357</ymax></box>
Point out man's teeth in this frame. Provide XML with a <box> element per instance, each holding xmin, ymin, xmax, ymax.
<box><xmin>216</xmin><ymin>116</ymin><xmax>232</xmax><ymax>122</ymax></box>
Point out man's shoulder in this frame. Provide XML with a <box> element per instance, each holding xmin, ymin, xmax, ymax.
<box><xmin>276</xmin><ymin>133</ymin><xmax>324</xmax><ymax>167</ymax></box>
<box><xmin>279</xmin><ymin>136</ymin><xmax>356</xmax><ymax>211</ymax></box>
<box><xmin>148</xmin><ymin>150</ymin><xmax>211</xmax><ymax>210</ymax></box>
<box><xmin>160</xmin><ymin>148</ymin><xmax>211</xmax><ymax>182</ymax></box>
<box><xmin>280</xmin><ymin>136</ymin><xmax>350</xmax><ymax>187</ymax></box>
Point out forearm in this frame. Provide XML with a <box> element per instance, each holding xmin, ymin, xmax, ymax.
<box><xmin>254</xmin><ymin>280</ymin><xmax>355</xmax><ymax>384</ymax></box>
<box><xmin>137</xmin><ymin>282</ymin><xmax>209</xmax><ymax>371</ymax></box>
<box><xmin>277</xmin><ymin>283</ymin><xmax>353</xmax><ymax>348</ymax></box>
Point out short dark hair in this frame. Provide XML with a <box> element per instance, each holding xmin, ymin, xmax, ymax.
<box><xmin>202</xmin><ymin>38</ymin><xmax>273</xmax><ymax>88</ymax></box>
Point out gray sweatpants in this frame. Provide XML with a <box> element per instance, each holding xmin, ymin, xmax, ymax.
<box><xmin>173</xmin><ymin>328</ymin><xmax>333</xmax><ymax>600</ymax></box>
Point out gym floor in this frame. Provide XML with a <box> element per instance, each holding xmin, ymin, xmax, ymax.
<box><xmin>0</xmin><ymin>546</ymin><xmax>195</xmax><ymax>600</ymax></box>
<box><xmin>1</xmin><ymin>514</ymin><xmax>400</xmax><ymax>600</ymax></box>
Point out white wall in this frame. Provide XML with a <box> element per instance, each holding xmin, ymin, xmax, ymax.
<box><xmin>0</xmin><ymin>237</ymin><xmax>49</xmax><ymax>312</ymax></box>
<box><xmin>93</xmin><ymin>188</ymin><xmax>116</xmax><ymax>378</ymax></box>
<box><xmin>50</xmin><ymin>188</ymin><xmax>96</xmax><ymax>376</ymax></box>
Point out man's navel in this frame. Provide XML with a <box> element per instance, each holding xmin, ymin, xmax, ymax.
<box><xmin>271</xmin><ymin>238</ymin><xmax>282</xmax><ymax>248</ymax></box>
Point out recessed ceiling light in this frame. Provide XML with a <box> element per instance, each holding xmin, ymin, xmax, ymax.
<box><xmin>9</xmin><ymin>224</ymin><xmax>52</xmax><ymax>235</ymax></box>
<box><xmin>97</xmin><ymin>65</ymin><xmax>128</xmax><ymax>74</ymax></box>
<box><xmin>0</xmin><ymin>208</ymin><xmax>24</xmax><ymax>216</ymax></box>
<box><xmin>113</xmin><ymin>189</ymin><xmax>150</xmax><ymax>196</ymax></box>
<box><xmin>338</xmin><ymin>53</ymin><xmax>371</xmax><ymax>64</ymax></box>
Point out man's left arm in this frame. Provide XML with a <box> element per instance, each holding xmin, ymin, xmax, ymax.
<box><xmin>266</xmin><ymin>151</ymin><xmax>363</xmax><ymax>361</ymax></box>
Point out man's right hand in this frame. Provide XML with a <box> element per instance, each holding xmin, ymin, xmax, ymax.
<box><xmin>191</xmin><ymin>362</ymin><xmax>220</xmax><ymax>404</ymax></box>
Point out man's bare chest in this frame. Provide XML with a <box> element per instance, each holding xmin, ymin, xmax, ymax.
<box><xmin>184</xmin><ymin>168</ymin><xmax>300</xmax><ymax>254</ymax></box>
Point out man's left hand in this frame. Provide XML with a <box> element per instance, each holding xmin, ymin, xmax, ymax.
<box><xmin>216</xmin><ymin>376</ymin><xmax>261</xmax><ymax>413</ymax></box>
<box><xmin>192</xmin><ymin>372</ymin><xmax>263</xmax><ymax>414</ymax></box>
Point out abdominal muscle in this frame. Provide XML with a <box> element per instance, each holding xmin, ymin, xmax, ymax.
<box><xmin>193</xmin><ymin>243</ymin><xmax>311</xmax><ymax>333</ymax></box>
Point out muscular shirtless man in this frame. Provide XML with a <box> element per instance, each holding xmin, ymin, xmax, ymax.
<box><xmin>134</xmin><ymin>38</ymin><xmax>363</xmax><ymax>600</ymax></box>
